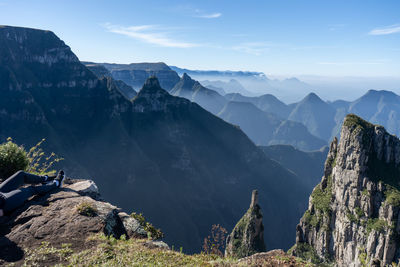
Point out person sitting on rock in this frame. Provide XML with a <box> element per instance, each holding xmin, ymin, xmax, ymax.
<box><xmin>0</xmin><ymin>170</ymin><xmax>65</xmax><ymax>217</ymax></box>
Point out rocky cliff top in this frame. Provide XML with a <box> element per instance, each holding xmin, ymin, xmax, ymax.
<box><xmin>292</xmin><ymin>113</ymin><xmax>400</xmax><ymax>266</ymax></box>
<box><xmin>0</xmin><ymin>178</ymin><xmax>161</xmax><ymax>265</ymax></box>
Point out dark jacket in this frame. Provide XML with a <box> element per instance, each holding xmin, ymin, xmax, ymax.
<box><xmin>0</xmin><ymin>192</ymin><xmax>5</xmax><ymax>208</ymax></box>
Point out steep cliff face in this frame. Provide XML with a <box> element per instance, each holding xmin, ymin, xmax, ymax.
<box><xmin>292</xmin><ymin>114</ymin><xmax>400</xmax><ymax>266</ymax></box>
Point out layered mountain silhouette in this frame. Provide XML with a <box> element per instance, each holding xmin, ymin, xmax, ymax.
<box><xmin>201</xmin><ymin>79</ymin><xmax>252</xmax><ymax>96</ymax></box>
<box><xmin>224</xmin><ymin>92</ymin><xmax>291</xmax><ymax>118</ymax></box>
<box><xmin>0</xmin><ymin>26</ymin><xmax>311</xmax><ymax>253</ymax></box>
<box><xmin>288</xmin><ymin>93</ymin><xmax>337</xmax><ymax>141</ymax></box>
<box><xmin>84</xmin><ymin>63</ymin><xmax>137</xmax><ymax>100</ymax></box>
<box><xmin>218</xmin><ymin>101</ymin><xmax>326</xmax><ymax>150</ymax></box>
<box><xmin>169</xmin><ymin>73</ymin><xmax>227</xmax><ymax>114</ymax></box>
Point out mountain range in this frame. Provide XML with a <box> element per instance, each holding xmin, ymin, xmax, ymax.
<box><xmin>0</xmin><ymin>25</ymin><xmax>313</xmax><ymax>253</ymax></box>
<box><xmin>88</xmin><ymin>60</ymin><xmax>400</xmax><ymax>154</ymax></box>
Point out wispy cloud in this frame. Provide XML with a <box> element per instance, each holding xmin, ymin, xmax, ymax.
<box><xmin>103</xmin><ymin>23</ymin><xmax>198</xmax><ymax>48</ymax></box>
<box><xmin>368</xmin><ymin>24</ymin><xmax>400</xmax><ymax>35</ymax></box>
<box><xmin>195</xmin><ymin>12</ymin><xmax>222</xmax><ymax>19</ymax></box>
<box><xmin>232</xmin><ymin>42</ymin><xmax>271</xmax><ymax>56</ymax></box>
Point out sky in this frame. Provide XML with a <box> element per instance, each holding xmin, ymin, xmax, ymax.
<box><xmin>0</xmin><ymin>0</ymin><xmax>399</xmax><ymax>78</ymax></box>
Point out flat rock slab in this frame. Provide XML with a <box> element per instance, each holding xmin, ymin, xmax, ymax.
<box><xmin>0</xmin><ymin>179</ymin><xmax>147</xmax><ymax>265</ymax></box>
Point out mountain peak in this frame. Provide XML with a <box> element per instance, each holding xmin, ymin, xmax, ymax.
<box><xmin>303</xmin><ymin>92</ymin><xmax>323</xmax><ymax>103</ymax></box>
<box><xmin>362</xmin><ymin>89</ymin><xmax>398</xmax><ymax>99</ymax></box>
<box><xmin>143</xmin><ymin>76</ymin><xmax>161</xmax><ymax>89</ymax></box>
<box><xmin>182</xmin><ymin>72</ymin><xmax>191</xmax><ymax>80</ymax></box>
<box><xmin>180</xmin><ymin>73</ymin><xmax>196</xmax><ymax>87</ymax></box>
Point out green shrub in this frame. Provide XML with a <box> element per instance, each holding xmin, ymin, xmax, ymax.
<box><xmin>77</xmin><ymin>202</ymin><xmax>98</xmax><ymax>217</ymax></box>
<box><xmin>311</xmin><ymin>175</ymin><xmax>333</xmax><ymax>214</ymax></box>
<box><xmin>131</xmin><ymin>212</ymin><xmax>164</xmax><ymax>240</ymax></box>
<box><xmin>0</xmin><ymin>138</ymin><xmax>63</xmax><ymax>181</ymax></box>
<box><xmin>347</xmin><ymin>211</ymin><xmax>358</xmax><ymax>223</ymax></box>
<box><xmin>366</xmin><ymin>218</ymin><xmax>388</xmax><ymax>234</ymax></box>
<box><xmin>385</xmin><ymin>186</ymin><xmax>400</xmax><ymax>207</ymax></box>
<box><xmin>290</xmin><ymin>243</ymin><xmax>324</xmax><ymax>264</ymax></box>
<box><xmin>355</xmin><ymin>207</ymin><xmax>364</xmax><ymax>218</ymax></box>
<box><xmin>0</xmin><ymin>138</ymin><xmax>29</xmax><ymax>180</ymax></box>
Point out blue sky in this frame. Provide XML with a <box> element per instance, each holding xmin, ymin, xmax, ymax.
<box><xmin>0</xmin><ymin>0</ymin><xmax>399</xmax><ymax>77</ymax></box>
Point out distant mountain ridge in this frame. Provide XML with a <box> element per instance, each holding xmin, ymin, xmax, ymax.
<box><xmin>170</xmin><ymin>66</ymin><xmax>266</xmax><ymax>79</ymax></box>
<box><xmin>85</xmin><ymin>62</ymin><xmax>181</xmax><ymax>91</ymax></box>
<box><xmin>218</xmin><ymin>101</ymin><xmax>327</xmax><ymax>151</ymax></box>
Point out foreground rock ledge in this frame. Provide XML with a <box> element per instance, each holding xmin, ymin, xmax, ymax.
<box><xmin>0</xmin><ymin>178</ymin><xmax>165</xmax><ymax>265</ymax></box>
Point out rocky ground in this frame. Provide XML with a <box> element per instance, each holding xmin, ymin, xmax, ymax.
<box><xmin>0</xmin><ymin>178</ymin><xmax>153</xmax><ymax>265</ymax></box>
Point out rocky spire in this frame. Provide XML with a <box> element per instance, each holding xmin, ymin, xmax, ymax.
<box><xmin>291</xmin><ymin>114</ymin><xmax>400</xmax><ymax>266</ymax></box>
<box><xmin>225</xmin><ymin>189</ymin><xmax>266</xmax><ymax>258</ymax></box>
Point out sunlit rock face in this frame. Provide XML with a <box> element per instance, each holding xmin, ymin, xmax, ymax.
<box><xmin>292</xmin><ymin>114</ymin><xmax>400</xmax><ymax>266</ymax></box>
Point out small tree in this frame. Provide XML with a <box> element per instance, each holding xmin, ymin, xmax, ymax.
<box><xmin>0</xmin><ymin>138</ymin><xmax>29</xmax><ymax>180</ymax></box>
<box><xmin>202</xmin><ymin>224</ymin><xmax>228</xmax><ymax>256</ymax></box>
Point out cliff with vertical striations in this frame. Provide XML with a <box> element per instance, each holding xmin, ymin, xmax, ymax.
<box><xmin>291</xmin><ymin>114</ymin><xmax>400</xmax><ymax>266</ymax></box>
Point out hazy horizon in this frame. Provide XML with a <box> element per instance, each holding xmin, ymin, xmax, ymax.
<box><xmin>0</xmin><ymin>0</ymin><xmax>399</xmax><ymax>79</ymax></box>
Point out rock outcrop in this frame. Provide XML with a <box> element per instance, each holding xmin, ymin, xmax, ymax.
<box><xmin>291</xmin><ymin>114</ymin><xmax>400</xmax><ymax>266</ymax></box>
<box><xmin>225</xmin><ymin>190</ymin><xmax>266</xmax><ymax>258</ymax></box>
<box><xmin>0</xmin><ymin>178</ymin><xmax>157</xmax><ymax>265</ymax></box>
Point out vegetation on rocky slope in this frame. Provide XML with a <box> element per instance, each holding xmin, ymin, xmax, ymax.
<box><xmin>20</xmin><ymin>234</ymin><xmax>311</xmax><ymax>267</ymax></box>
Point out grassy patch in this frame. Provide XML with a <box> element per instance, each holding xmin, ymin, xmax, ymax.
<box><xmin>76</xmin><ymin>201</ymin><xmax>98</xmax><ymax>217</ymax></box>
<box><xmin>69</xmin><ymin>234</ymin><xmax>239</xmax><ymax>266</ymax></box>
<box><xmin>23</xmin><ymin>242</ymin><xmax>73</xmax><ymax>266</ymax></box>
<box><xmin>21</xmin><ymin>234</ymin><xmax>311</xmax><ymax>266</ymax></box>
